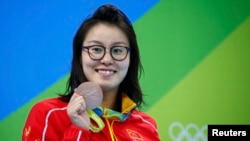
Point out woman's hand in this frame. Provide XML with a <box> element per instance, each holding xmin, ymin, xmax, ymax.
<box><xmin>67</xmin><ymin>93</ymin><xmax>90</xmax><ymax>130</ymax></box>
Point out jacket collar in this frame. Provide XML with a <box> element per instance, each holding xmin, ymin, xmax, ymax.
<box><xmin>92</xmin><ymin>94</ymin><xmax>136</xmax><ymax>121</ymax></box>
<box><xmin>121</xmin><ymin>94</ymin><xmax>136</xmax><ymax>114</ymax></box>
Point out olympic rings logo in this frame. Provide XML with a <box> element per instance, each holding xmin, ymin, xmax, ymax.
<box><xmin>168</xmin><ymin>122</ymin><xmax>207</xmax><ymax>141</ymax></box>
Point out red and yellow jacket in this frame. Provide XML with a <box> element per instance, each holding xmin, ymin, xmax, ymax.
<box><xmin>22</xmin><ymin>95</ymin><xmax>160</xmax><ymax>141</ymax></box>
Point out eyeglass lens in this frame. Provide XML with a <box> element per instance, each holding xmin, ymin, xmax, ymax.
<box><xmin>85</xmin><ymin>46</ymin><xmax>130</xmax><ymax>61</ymax></box>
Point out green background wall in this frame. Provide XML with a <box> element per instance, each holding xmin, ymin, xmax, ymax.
<box><xmin>139</xmin><ymin>0</ymin><xmax>250</xmax><ymax>140</ymax></box>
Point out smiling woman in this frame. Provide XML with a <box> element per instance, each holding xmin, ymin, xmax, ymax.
<box><xmin>81</xmin><ymin>23</ymin><xmax>130</xmax><ymax>93</ymax></box>
<box><xmin>22</xmin><ymin>4</ymin><xmax>160</xmax><ymax>141</ymax></box>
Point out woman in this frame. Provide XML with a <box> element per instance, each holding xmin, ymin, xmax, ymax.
<box><xmin>22</xmin><ymin>4</ymin><xmax>160</xmax><ymax>141</ymax></box>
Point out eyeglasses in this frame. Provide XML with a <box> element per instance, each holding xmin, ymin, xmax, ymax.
<box><xmin>82</xmin><ymin>45</ymin><xmax>131</xmax><ymax>61</ymax></box>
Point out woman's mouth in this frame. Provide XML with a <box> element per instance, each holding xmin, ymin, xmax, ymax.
<box><xmin>96</xmin><ymin>69</ymin><xmax>116</xmax><ymax>77</ymax></box>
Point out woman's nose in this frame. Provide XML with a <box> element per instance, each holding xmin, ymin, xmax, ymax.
<box><xmin>100</xmin><ymin>51</ymin><xmax>114</xmax><ymax>65</ymax></box>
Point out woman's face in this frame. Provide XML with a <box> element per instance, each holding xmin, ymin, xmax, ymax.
<box><xmin>81</xmin><ymin>23</ymin><xmax>130</xmax><ymax>92</ymax></box>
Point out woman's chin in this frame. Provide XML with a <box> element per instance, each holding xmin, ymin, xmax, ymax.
<box><xmin>99</xmin><ymin>84</ymin><xmax>118</xmax><ymax>92</ymax></box>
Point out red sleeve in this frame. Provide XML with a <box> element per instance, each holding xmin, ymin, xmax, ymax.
<box><xmin>22</xmin><ymin>101</ymin><xmax>49</xmax><ymax>141</ymax></box>
<box><xmin>147</xmin><ymin>116</ymin><xmax>161</xmax><ymax>141</ymax></box>
<box><xmin>142</xmin><ymin>115</ymin><xmax>161</xmax><ymax>141</ymax></box>
<box><xmin>130</xmin><ymin>110</ymin><xmax>161</xmax><ymax>141</ymax></box>
<box><xmin>22</xmin><ymin>99</ymin><xmax>91</xmax><ymax>141</ymax></box>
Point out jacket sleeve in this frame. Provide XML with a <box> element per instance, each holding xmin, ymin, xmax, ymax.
<box><xmin>22</xmin><ymin>101</ymin><xmax>50</xmax><ymax>141</ymax></box>
<box><xmin>148</xmin><ymin>117</ymin><xmax>161</xmax><ymax>141</ymax></box>
<box><xmin>22</xmin><ymin>100</ymin><xmax>91</xmax><ymax>141</ymax></box>
<box><xmin>131</xmin><ymin>111</ymin><xmax>161</xmax><ymax>141</ymax></box>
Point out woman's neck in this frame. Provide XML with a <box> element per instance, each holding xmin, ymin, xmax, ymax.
<box><xmin>101</xmin><ymin>89</ymin><xmax>119</xmax><ymax>110</ymax></box>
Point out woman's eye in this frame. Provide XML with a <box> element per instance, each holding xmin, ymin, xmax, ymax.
<box><xmin>112</xmin><ymin>48</ymin><xmax>123</xmax><ymax>54</ymax></box>
<box><xmin>91</xmin><ymin>47</ymin><xmax>103</xmax><ymax>53</ymax></box>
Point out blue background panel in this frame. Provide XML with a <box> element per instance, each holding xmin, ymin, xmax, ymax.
<box><xmin>0</xmin><ymin>0</ymin><xmax>159</xmax><ymax>120</ymax></box>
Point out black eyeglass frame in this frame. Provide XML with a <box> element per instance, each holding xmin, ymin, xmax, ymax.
<box><xmin>81</xmin><ymin>45</ymin><xmax>131</xmax><ymax>61</ymax></box>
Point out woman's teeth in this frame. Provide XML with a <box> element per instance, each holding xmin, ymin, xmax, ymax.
<box><xmin>98</xmin><ymin>70</ymin><xmax>115</xmax><ymax>75</ymax></box>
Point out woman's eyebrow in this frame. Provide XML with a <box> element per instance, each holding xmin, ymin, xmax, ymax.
<box><xmin>112</xmin><ymin>41</ymin><xmax>128</xmax><ymax>45</ymax></box>
<box><xmin>86</xmin><ymin>40</ymin><xmax>128</xmax><ymax>46</ymax></box>
<box><xmin>86</xmin><ymin>40</ymin><xmax>102</xmax><ymax>44</ymax></box>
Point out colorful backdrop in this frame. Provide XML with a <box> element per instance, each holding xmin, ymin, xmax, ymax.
<box><xmin>1</xmin><ymin>0</ymin><xmax>250</xmax><ymax>140</ymax></box>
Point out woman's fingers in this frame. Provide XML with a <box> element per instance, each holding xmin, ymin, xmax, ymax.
<box><xmin>67</xmin><ymin>93</ymin><xmax>90</xmax><ymax>129</ymax></box>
